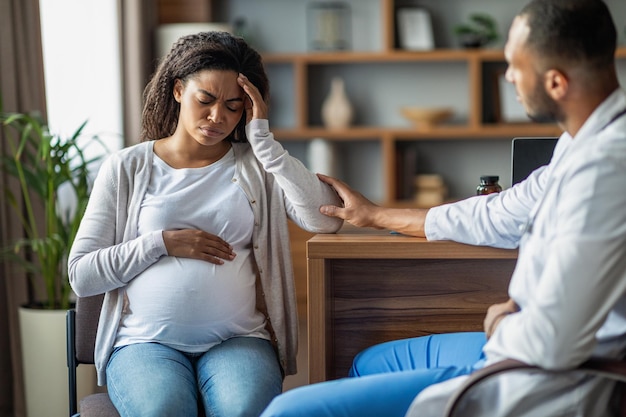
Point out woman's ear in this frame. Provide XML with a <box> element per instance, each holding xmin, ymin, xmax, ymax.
<box><xmin>173</xmin><ymin>79</ymin><xmax>183</xmax><ymax>103</ymax></box>
<box><xmin>544</xmin><ymin>69</ymin><xmax>569</xmax><ymax>101</ymax></box>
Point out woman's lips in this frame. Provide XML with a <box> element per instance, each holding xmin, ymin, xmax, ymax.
<box><xmin>200</xmin><ymin>126</ymin><xmax>223</xmax><ymax>137</ymax></box>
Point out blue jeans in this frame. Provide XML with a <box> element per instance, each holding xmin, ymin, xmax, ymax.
<box><xmin>260</xmin><ymin>332</ymin><xmax>487</xmax><ymax>417</ymax></box>
<box><xmin>106</xmin><ymin>337</ymin><xmax>282</xmax><ymax>417</ymax></box>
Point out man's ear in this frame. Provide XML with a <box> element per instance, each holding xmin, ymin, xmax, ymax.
<box><xmin>544</xmin><ymin>69</ymin><xmax>569</xmax><ymax>101</ymax></box>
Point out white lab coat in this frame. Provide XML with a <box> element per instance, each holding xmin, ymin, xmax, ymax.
<box><xmin>407</xmin><ymin>88</ymin><xmax>626</xmax><ymax>417</ymax></box>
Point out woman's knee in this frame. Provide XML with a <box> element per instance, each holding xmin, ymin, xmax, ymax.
<box><xmin>198</xmin><ymin>338</ymin><xmax>283</xmax><ymax>417</ymax></box>
<box><xmin>106</xmin><ymin>343</ymin><xmax>198</xmax><ymax>416</ymax></box>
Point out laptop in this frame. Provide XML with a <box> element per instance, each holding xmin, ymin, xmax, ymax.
<box><xmin>511</xmin><ymin>137</ymin><xmax>558</xmax><ymax>185</ymax></box>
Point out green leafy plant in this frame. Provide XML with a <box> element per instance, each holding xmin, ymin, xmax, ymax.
<box><xmin>1</xmin><ymin>110</ymin><xmax>103</xmax><ymax>309</ymax></box>
<box><xmin>454</xmin><ymin>13</ymin><xmax>499</xmax><ymax>48</ymax></box>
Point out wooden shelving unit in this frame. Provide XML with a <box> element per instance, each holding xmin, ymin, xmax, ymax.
<box><xmin>163</xmin><ymin>0</ymin><xmax>625</xmax><ymax>205</ymax></box>
<box><xmin>257</xmin><ymin>0</ymin><xmax>626</xmax><ymax>205</ymax></box>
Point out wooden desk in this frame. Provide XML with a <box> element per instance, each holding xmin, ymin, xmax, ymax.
<box><xmin>307</xmin><ymin>232</ymin><xmax>517</xmax><ymax>383</ymax></box>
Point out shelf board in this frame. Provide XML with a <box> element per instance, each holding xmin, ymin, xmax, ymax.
<box><xmin>391</xmin><ymin>123</ymin><xmax>561</xmax><ymax>139</ymax></box>
<box><xmin>272</xmin><ymin>123</ymin><xmax>561</xmax><ymax>141</ymax></box>
<box><xmin>263</xmin><ymin>49</ymin><xmax>491</xmax><ymax>64</ymax></box>
<box><xmin>263</xmin><ymin>46</ymin><xmax>626</xmax><ymax>65</ymax></box>
<box><xmin>273</xmin><ymin>127</ymin><xmax>382</xmax><ymax>140</ymax></box>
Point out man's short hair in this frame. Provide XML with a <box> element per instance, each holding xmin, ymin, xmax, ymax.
<box><xmin>520</xmin><ymin>0</ymin><xmax>616</xmax><ymax>70</ymax></box>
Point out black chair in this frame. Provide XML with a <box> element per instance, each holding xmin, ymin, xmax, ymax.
<box><xmin>67</xmin><ymin>294</ymin><xmax>120</xmax><ymax>417</ymax></box>
<box><xmin>444</xmin><ymin>357</ymin><xmax>626</xmax><ymax>416</ymax></box>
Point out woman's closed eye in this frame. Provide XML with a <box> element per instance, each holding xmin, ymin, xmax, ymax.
<box><xmin>225</xmin><ymin>100</ymin><xmax>244</xmax><ymax>112</ymax></box>
<box><xmin>197</xmin><ymin>96</ymin><xmax>242</xmax><ymax>112</ymax></box>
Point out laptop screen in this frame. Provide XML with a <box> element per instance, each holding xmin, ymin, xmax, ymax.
<box><xmin>511</xmin><ymin>137</ymin><xmax>558</xmax><ymax>185</ymax></box>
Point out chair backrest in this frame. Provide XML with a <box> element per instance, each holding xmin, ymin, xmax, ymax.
<box><xmin>68</xmin><ymin>293</ymin><xmax>121</xmax><ymax>417</ymax></box>
<box><xmin>74</xmin><ymin>294</ymin><xmax>105</xmax><ymax>365</ymax></box>
<box><xmin>443</xmin><ymin>358</ymin><xmax>626</xmax><ymax>416</ymax></box>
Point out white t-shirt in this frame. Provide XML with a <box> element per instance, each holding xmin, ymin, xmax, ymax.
<box><xmin>115</xmin><ymin>148</ymin><xmax>269</xmax><ymax>352</ymax></box>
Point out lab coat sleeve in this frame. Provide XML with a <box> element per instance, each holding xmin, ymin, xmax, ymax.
<box><xmin>425</xmin><ymin>165</ymin><xmax>549</xmax><ymax>249</ymax></box>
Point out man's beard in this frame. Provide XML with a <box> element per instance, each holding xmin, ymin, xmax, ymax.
<box><xmin>525</xmin><ymin>81</ymin><xmax>563</xmax><ymax>124</ymax></box>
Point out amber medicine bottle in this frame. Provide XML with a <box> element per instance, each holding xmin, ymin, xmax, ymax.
<box><xmin>477</xmin><ymin>175</ymin><xmax>502</xmax><ymax>195</ymax></box>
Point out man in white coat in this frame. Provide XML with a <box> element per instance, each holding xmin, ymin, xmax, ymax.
<box><xmin>260</xmin><ymin>0</ymin><xmax>626</xmax><ymax>416</ymax></box>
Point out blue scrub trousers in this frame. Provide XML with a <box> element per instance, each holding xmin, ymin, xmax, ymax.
<box><xmin>261</xmin><ymin>332</ymin><xmax>487</xmax><ymax>417</ymax></box>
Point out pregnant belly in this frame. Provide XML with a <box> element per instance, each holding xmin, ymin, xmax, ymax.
<box><xmin>119</xmin><ymin>254</ymin><xmax>263</xmax><ymax>346</ymax></box>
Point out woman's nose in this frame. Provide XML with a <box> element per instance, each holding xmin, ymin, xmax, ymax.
<box><xmin>207</xmin><ymin>103</ymin><xmax>226</xmax><ymax>123</ymax></box>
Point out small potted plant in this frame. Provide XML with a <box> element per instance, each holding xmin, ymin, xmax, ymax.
<box><xmin>454</xmin><ymin>13</ymin><xmax>499</xmax><ymax>48</ymax></box>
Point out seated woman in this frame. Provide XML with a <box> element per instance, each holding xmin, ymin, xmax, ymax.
<box><xmin>68</xmin><ymin>31</ymin><xmax>343</xmax><ymax>417</ymax></box>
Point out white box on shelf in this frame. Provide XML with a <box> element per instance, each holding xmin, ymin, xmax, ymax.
<box><xmin>397</xmin><ymin>8</ymin><xmax>435</xmax><ymax>51</ymax></box>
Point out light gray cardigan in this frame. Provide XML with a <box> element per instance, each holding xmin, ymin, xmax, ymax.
<box><xmin>68</xmin><ymin>119</ymin><xmax>343</xmax><ymax>385</ymax></box>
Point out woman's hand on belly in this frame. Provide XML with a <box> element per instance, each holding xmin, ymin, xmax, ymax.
<box><xmin>162</xmin><ymin>229</ymin><xmax>236</xmax><ymax>265</ymax></box>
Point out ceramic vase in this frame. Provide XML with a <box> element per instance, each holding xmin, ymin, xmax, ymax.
<box><xmin>321</xmin><ymin>77</ymin><xmax>353</xmax><ymax>129</ymax></box>
<box><xmin>308</xmin><ymin>137</ymin><xmax>339</xmax><ymax>177</ymax></box>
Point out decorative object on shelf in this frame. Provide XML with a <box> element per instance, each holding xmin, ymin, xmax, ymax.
<box><xmin>322</xmin><ymin>76</ymin><xmax>353</xmax><ymax>129</ymax></box>
<box><xmin>396</xmin><ymin>144</ymin><xmax>419</xmax><ymax>200</ymax></box>
<box><xmin>396</xmin><ymin>8</ymin><xmax>435</xmax><ymax>51</ymax></box>
<box><xmin>414</xmin><ymin>174</ymin><xmax>448</xmax><ymax>207</ymax></box>
<box><xmin>454</xmin><ymin>13</ymin><xmax>499</xmax><ymax>48</ymax></box>
<box><xmin>233</xmin><ymin>17</ymin><xmax>252</xmax><ymax>43</ymax></box>
<box><xmin>494</xmin><ymin>71</ymin><xmax>529</xmax><ymax>123</ymax></box>
<box><xmin>308</xmin><ymin>138</ymin><xmax>339</xmax><ymax>177</ymax></box>
<box><xmin>307</xmin><ymin>1</ymin><xmax>351</xmax><ymax>51</ymax></box>
<box><xmin>400</xmin><ymin>106</ymin><xmax>453</xmax><ymax>130</ymax></box>
<box><xmin>156</xmin><ymin>23</ymin><xmax>232</xmax><ymax>58</ymax></box>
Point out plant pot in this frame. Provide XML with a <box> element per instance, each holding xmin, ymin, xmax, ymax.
<box><xmin>458</xmin><ymin>34</ymin><xmax>487</xmax><ymax>49</ymax></box>
<box><xmin>19</xmin><ymin>306</ymin><xmax>97</xmax><ymax>417</ymax></box>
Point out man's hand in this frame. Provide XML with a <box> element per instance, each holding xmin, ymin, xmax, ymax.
<box><xmin>317</xmin><ymin>173</ymin><xmax>382</xmax><ymax>229</ymax></box>
<box><xmin>317</xmin><ymin>173</ymin><xmax>429</xmax><ymax>236</ymax></box>
<box><xmin>162</xmin><ymin>229</ymin><xmax>235</xmax><ymax>265</ymax></box>
<box><xmin>484</xmin><ymin>298</ymin><xmax>519</xmax><ymax>339</ymax></box>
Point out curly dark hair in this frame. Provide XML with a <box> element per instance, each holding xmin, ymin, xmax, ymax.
<box><xmin>140</xmin><ymin>31</ymin><xmax>269</xmax><ymax>142</ymax></box>
<box><xmin>520</xmin><ymin>0</ymin><xmax>616</xmax><ymax>72</ymax></box>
